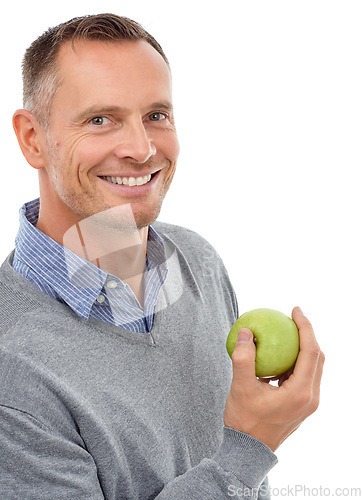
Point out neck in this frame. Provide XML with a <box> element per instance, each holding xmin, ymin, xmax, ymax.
<box><xmin>93</xmin><ymin>229</ymin><xmax>148</xmax><ymax>308</ymax></box>
<box><xmin>36</xmin><ymin>203</ymin><xmax>149</xmax><ymax>306</ymax></box>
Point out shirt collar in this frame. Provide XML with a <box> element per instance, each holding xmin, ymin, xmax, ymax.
<box><xmin>14</xmin><ymin>198</ymin><xmax>168</xmax><ymax>320</ymax></box>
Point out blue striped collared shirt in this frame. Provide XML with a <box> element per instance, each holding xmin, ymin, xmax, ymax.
<box><xmin>12</xmin><ymin>198</ymin><xmax>168</xmax><ymax>333</ymax></box>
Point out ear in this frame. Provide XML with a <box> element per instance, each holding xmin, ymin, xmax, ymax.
<box><xmin>13</xmin><ymin>109</ymin><xmax>46</xmax><ymax>169</ymax></box>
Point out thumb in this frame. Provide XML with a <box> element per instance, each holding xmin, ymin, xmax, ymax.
<box><xmin>231</xmin><ymin>328</ymin><xmax>257</xmax><ymax>386</ymax></box>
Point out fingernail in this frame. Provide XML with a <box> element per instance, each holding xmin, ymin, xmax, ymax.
<box><xmin>237</xmin><ymin>328</ymin><xmax>252</xmax><ymax>344</ymax></box>
<box><xmin>296</xmin><ymin>306</ymin><xmax>303</xmax><ymax>315</ymax></box>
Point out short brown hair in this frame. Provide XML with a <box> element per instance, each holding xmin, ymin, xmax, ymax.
<box><xmin>22</xmin><ymin>13</ymin><xmax>169</xmax><ymax>127</ymax></box>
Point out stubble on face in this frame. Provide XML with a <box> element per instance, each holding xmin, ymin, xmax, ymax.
<box><xmin>45</xmin><ymin>133</ymin><xmax>176</xmax><ymax>232</ymax></box>
<box><xmin>36</xmin><ymin>40</ymin><xmax>179</xmax><ymax>238</ymax></box>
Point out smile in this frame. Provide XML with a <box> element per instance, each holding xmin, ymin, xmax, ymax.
<box><xmin>100</xmin><ymin>174</ymin><xmax>152</xmax><ymax>186</ymax></box>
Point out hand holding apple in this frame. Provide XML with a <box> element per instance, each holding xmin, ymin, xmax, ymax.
<box><xmin>226</xmin><ymin>308</ymin><xmax>300</xmax><ymax>378</ymax></box>
<box><xmin>223</xmin><ymin>307</ymin><xmax>325</xmax><ymax>451</ymax></box>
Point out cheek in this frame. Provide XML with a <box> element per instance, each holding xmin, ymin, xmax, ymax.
<box><xmin>67</xmin><ymin>135</ymin><xmax>111</xmax><ymax>174</ymax></box>
<box><xmin>157</xmin><ymin>130</ymin><xmax>180</xmax><ymax>164</ymax></box>
<box><xmin>167</xmin><ymin>132</ymin><xmax>180</xmax><ymax>162</ymax></box>
<box><xmin>164</xmin><ymin>162</ymin><xmax>177</xmax><ymax>191</ymax></box>
<box><xmin>164</xmin><ymin>136</ymin><xmax>179</xmax><ymax>185</ymax></box>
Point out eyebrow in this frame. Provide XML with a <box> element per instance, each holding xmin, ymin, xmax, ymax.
<box><xmin>74</xmin><ymin>101</ymin><xmax>174</xmax><ymax>123</ymax></box>
<box><xmin>149</xmin><ymin>101</ymin><xmax>174</xmax><ymax>112</ymax></box>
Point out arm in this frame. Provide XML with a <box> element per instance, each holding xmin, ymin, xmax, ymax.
<box><xmin>0</xmin><ymin>404</ymin><xmax>105</xmax><ymax>500</ymax></box>
<box><xmin>0</xmin><ymin>405</ymin><xmax>276</xmax><ymax>500</ymax></box>
<box><xmin>156</xmin><ymin>428</ymin><xmax>276</xmax><ymax>499</ymax></box>
<box><xmin>156</xmin><ymin>307</ymin><xmax>324</xmax><ymax>499</ymax></box>
<box><xmin>0</xmin><ymin>307</ymin><xmax>321</xmax><ymax>499</ymax></box>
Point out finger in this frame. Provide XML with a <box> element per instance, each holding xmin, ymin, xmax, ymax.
<box><xmin>231</xmin><ymin>328</ymin><xmax>258</xmax><ymax>391</ymax></box>
<box><xmin>312</xmin><ymin>348</ymin><xmax>325</xmax><ymax>405</ymax></box>
<box><xmin>290</xmin><ymin>307</ymin><xmax>321</xmax><ymax>386</ymax></box>
<box><xmin>277</xmin><ymin>366</ymin><xmax>295</xmax><ymax>387</ymax></box>
<box><xmin>314</xmin><ymin>350</ymin><xmax>325</xmax><ymax>388</ymax></box>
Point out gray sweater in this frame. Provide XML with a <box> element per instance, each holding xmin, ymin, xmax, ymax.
<box><xmin>0</xmin><ymin>221</ymin><xmax>277</xmax><ymax>499</ymax></box>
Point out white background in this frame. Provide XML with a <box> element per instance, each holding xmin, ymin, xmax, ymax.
<box><xmin>1</xmin><ymin>1</ymin><xmax>361</xmax><ymax>498</ymax></box>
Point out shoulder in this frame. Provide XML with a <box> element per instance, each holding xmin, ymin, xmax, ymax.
<box><xmin>0</xmin><ymin>252</ymin><xmax>65</xmax><ymax>337</ymax></box>
<box><xmin>152</xmin><ymin>221</ymin><xmax>220</xmax><ymax>260</ymax></box>
<box><xmin>152</xmin><ymin>220</ymin><xmax>205</xmax><ymax>240</ymax></box>
<box><xmin>153</xmin><ymin>221</ymin><xmax>239</xmax><ymax>321</ymax></box>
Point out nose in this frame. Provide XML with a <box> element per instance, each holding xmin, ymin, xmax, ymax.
<box><xmin>113</xmin><ymin>119</ymin><xmax>156</xmax><ymax>164</ymax></box>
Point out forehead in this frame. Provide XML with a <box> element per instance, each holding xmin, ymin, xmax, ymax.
<box><xmin>54</xmin><ymin>39</ymin><xmax>172</xmax><ymax>110</ymax></box>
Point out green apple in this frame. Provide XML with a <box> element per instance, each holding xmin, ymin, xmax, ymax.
<box><xmin>226</xmin><ymin>308</ymin><xmax>299</xmax><ymax>377</ymax></box>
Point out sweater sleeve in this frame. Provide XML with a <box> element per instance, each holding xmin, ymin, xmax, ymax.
<box><xmin>0</xmin><ymin>403</ymin><xmax>276</xmax><ymax>500</ymax></box>
<box><xmin>0</xmin><ymin>404</ymin><xmax>105</xmax><ymax>499</ymax></box>
<box><xmin>156</xmin><ymin>427</ymin><xmax>277</xmax><ymax>500</ymax></box>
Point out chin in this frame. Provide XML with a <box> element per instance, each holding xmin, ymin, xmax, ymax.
<box><xmin>61</xmin><ymin>186</ymin><xmax>165</xmax><ymax>232</ymax></box>
<box><xmin>133</xmin><ymin>207</ymin><xmax>161</xmax><ymax>230</ymax></box>
<box><xmin>89</xmin><ymin>202</ymin><xmax>162</xmax><ymax>232</ymax></box>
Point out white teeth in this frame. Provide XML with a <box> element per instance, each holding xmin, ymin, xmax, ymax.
<box><xmin>103</xmin><ymin>174</ymin><xmax>152</xmax><ymax>186</ymax></box>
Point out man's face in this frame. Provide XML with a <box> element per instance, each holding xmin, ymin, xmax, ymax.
<box><xmin>39</xmin><ymin>39</ymin><xmax>179</xmax><ymax>230</ymax></box>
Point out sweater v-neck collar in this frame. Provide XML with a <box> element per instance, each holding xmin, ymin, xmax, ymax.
<box><xmin>1</xmin><ymin>246</ymin><xmax>183</xmax><ymax>347</ymax></box>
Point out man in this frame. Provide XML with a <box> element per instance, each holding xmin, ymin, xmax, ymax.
<box><xmin>0</xmin><ymin>14</ymin><xmax>324</xmax><ymax>499</ymax></box>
